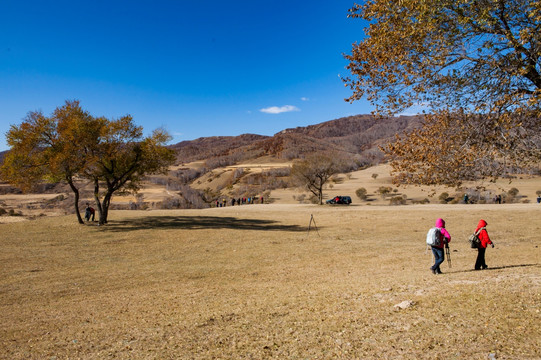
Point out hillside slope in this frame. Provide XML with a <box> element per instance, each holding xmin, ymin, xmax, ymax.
<box><xmin>171</xmin><ymin>114</ymin><xmax>423</xmax><ymax>165</ymax></box>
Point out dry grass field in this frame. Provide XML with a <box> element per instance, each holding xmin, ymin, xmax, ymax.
<box><xmin>1</xmin><ymin>203</ymin><xmax>540</xmax><ymax>359</ymax></box>
<box><xmin>102</xmin><ymin>163</ymin><xmax>540</xmax><ymax>207</ymax></box>
<box><xmin>4</xmin><ymin>163</ymin><xmax>533</xmax><ymax>212</ymax></box>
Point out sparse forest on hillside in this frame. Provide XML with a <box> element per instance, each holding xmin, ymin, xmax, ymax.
<box><xmin>171</xmin><ymin>115</ymin><xmax>422</xmax><ymax>165</ymax></box>
<box><xmin>167</xmin><ymin>115</ymin><xmax>422</xmax><ymax>208</ymax></box>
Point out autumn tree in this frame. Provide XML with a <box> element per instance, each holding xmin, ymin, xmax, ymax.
<box><xmin>1</xmin><ymin>101</ymin><xmax>97</xmax><ymax>223</ymax></box>
<box><xmin>344</xmin><ymin>0</ymin><xmax>541</xmax><ymax>185</ymax></box>
<box><xmin>1</xmin><ymin>100</ymin><xmax>176</xmax><ymax>224</ymax></box>
<box><xmin>86</xmin><ymin>118</ymin><xmax>175</xmax><ymax>224</ymax></box>
<box><xmin>290</xmin><ymin>153</ymin><xmax>341</xmax><ymax>205</ymax></box>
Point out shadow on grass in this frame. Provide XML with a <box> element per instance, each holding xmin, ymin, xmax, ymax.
<box><xmin>450</xmin><ymin>263</ymin><xmax>540</xmax><ymax>274</ymax></box>
<box><xmin>101</xmin><ymin>215</ymin><xmax>310</xmax><ymax>233</ymax></box>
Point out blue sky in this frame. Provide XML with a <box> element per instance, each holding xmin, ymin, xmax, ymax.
<box><xmin>0</xmin><ymin>1</ymin><xmax>373</xmax><ymax>152</ymax></box>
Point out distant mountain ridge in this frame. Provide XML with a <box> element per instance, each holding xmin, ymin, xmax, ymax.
<box><xmin>169</xmin><ymin>134</ymin><xmax>268</xmax><ymax>163</ymax></box>
<box><xmin>171</xmin><ymin>114</ymin><xmax>423</xmax><ymax>165</ymax></box>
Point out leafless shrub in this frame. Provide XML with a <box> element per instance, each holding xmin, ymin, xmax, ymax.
<box><xmin>172</xmin><ymin>168</ymin><xmax>208</xmax><ymax>184</ymax></box>
<box><xmin>355</xmin><ymin>188</ymin><xmax>368</xmax><ymax>201</ymax></box>
<box><xmin>389</xmin><ymin>195</ymin><xmax>407</xmax><ymax>205</ymax></box>
<box><xmin>438</xmin><ymin>192</ymin><xmax>450</xmax><ymax>204</ymax></box>
<box><xmin>377</xmin><ymin>186</ymin><xmax>393</xmax><ymax>199</ymax></box>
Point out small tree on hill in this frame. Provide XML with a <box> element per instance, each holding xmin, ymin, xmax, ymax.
<box><xmin>377</xmin><ymin>186</ymin><xmax>392</xmax><ymax>199</ymax></box>
<box><xmin>290</xmin><ymin>153</ymin><xmax>340</xmax><ymax>205</ymax></box>
<box><xmin>355</xmin><ymin>187</ymin><xmax>368</xmax><ymax>201</ymax></box>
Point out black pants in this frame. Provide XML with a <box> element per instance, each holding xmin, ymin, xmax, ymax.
<box><xmin>475</xmin><ymin>247</ymin><xmax>487</xmax><ymax>269</ymax></box>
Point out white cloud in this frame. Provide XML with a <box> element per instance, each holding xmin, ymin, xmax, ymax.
<box><xmin>260</xmin><ymin>105</ymin><xmax>300</xmax><ymax>114</ymax></box>
<box><xmin>396</xmin><ymin>102</ymin><xmax>430</xmax><ymax>116</ymax></box>
<box><xmin>301</xmin><ymin>97</ymin><xmax>309</xmax><ymax>101</ymax></box>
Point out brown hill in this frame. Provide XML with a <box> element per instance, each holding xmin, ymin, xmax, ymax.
<box><xmin>169</xmin><ymin>133</ymin><xmax>269</xmax><ymax>164</ymax></box>
<box><xmin>256</xmin><ymin>114</ymin><xmax>422</xmax><ymax>160</ymax></box>
<box><xmin>172</xmin><ymin>114</ymin><xmax>422</xmax><ymax>166</ymax></box>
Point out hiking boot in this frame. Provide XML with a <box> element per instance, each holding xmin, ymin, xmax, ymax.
<box><xmin>431</xmin><ymin>268</ymin><xmax>436</xmax><ymax>274</ymax></box>
<box><xmin>436</xmin><ymin>269</ymin><xmax>443</xmax><ymax>274</ymax></box>
<box><xmin>482</xmin><ymin>265</ymin><xmax>488</xmax><ymax>269</ymax></box>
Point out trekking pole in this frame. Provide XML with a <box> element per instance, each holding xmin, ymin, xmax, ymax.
<box><xmin>445</xmin><ymin>243</ymin><xmax>451</xmax><ymax>268</ymax></box>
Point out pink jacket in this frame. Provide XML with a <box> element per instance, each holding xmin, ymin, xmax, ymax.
<box><xmin>475</xmin><ymin>219</ymin><xmax>492</xmax><ymax>249</ymax></box>
<box><xmin>435</xmin><ymin>218</ymin><xmax>451</xmax><ymax>248</ymax></box>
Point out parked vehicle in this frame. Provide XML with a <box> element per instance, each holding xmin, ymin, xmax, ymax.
<box><xmin>326</xmin><ymin>196</ymin><xmax>352</xmax><ymax>205</ymax></box>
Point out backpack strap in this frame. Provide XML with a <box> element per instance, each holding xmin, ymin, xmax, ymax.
<box><xmin>475</xmin><ymin>227</ymin><xmax>486</xmax><ymax>236</ymax></box>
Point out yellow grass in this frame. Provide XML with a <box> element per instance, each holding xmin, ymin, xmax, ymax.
<box><xmin>0</xmin><ymin>193</ymin><xmax>67</xmax><ymax>218</ymax></box>
<box><xmin>1</xmin><ymin>204</ymin><xmax>540</xmax><ymax>359</ymax></box>
<box><xmin>266</xmin><ymin>164</ymin><xmax>541</xmax><ymax>205</ymax></box>
<box><xmin>77</xmin><ymin>163</ymin><xmax>540</xmax><ymax>206</ymax></box>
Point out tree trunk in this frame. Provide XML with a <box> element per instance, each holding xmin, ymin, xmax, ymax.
<box><xmin>99</xmin><ymin>190</ymin><xmax>113</xmax><ymax>225</ymax></box>
<box><xmin>317</xmin><ymin>176</ymin><xmax>324</xmax><ymax>205</ymax></box>
<box><xmin>93</xmin><ymin>178</ymin><xmax>104</xmax><ymax>225</ymax></box>
<box><xmin>67</xmin><ymin>179</ymin><xmax>84</xmax><ymax>224</ymax></box>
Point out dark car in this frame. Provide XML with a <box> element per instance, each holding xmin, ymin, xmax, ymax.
<box><xmin>326</xmin><ymin>196</ymin><xmax>352</xmax><ymax>205</ymax></box>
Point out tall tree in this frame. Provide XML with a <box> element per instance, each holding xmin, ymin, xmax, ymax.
<box><xmin>87</xmin><ymin>117</ymin><xmax>175</xmax><ymax>224</ymax></box>
<box><xmin>344</xmin><ymin>0</ymin><xmax>541</xmax><ymax>185</ymax></box>
<box><xmin>1</xmin><ymin>101</ymin><xmax>176</xmax><ymax>224</ymax></box>
<box><xmin>291</xmin><ymin>153</ymin><xmax>340</xmax><ymax>205</ymax></box>
<box><xmin>1</xmin><ymin>101</ymin><xmax>95</xmax><ymax>223</ymax></box>
<box><xmin>53</xmin><ymin>101</ymin><xmax>103</xmax><ymax>223</ymax></box>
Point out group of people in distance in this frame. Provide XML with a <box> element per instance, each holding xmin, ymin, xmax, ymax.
<box><xmin>429</xmin><ymin>218</ymin><xmax>494</xmax><ymax>274</ymax></box>
<box><xmin>215</xmin><ymin>196</ymin><xmax>264</xmax><ymax>208</ymax></box>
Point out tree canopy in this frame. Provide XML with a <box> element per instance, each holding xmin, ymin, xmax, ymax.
<box><xmin>1</xmin><ymin>100</ymin><xmax>176</xmax><ymax>224</ymax></box>
<box><xmin>291</xmin><ymin>153</ymin><xmax>341</xmax><ymax>205</ymax></box>
<box><xmin>87</xmin><ymin>118</ymin><xmax>175</xmax><ymax>224</ymax></box>
<box><xmin>344</xmin><ymin>0</ymin><xmax>541</xmax><ymax>185</ymax></box>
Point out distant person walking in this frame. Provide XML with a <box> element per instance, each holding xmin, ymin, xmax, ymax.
<box><xmin>429</xmin><ymin>218</ymin><xmax>451</xmax><ymax>274</ymax></box>
<box><xmin>474</xmin><ymin>219</ymin><xmax>494</xmax><ymax>270</ymax></box>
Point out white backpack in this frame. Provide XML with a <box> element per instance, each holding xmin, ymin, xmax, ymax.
<box><xmin>426</xmin><ymin>227</ymin><xmax>442</xmax><ymax>247</ymax></box>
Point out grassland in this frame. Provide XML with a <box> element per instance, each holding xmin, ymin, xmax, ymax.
<box><xmin>1</xmin><ymin>203</ymin><xmax>540</xmax><ymax>359</ymax></box>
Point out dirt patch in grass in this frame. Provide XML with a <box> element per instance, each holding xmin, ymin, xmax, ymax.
<box><xmin>1</xmin><ymin>204</ymin><xmax>540</xmax><ymax>359</ymax></box>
